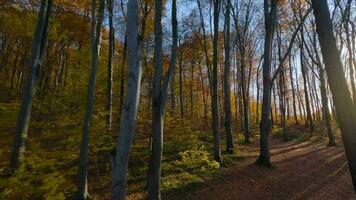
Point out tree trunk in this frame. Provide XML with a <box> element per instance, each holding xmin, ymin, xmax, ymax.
<box><xmin>106</xmin><ymin>0</ymin><xmax>115</xmax><ymax>131</ymax></box>
<box><xmin>148</xmin><ymin>0</ymin><xmax>178</xmax><ymax>198</ymax></box>
<box><xmin>319</xmin><ymin>66</ymin><xmax>336</xmax><ymax>146</ymax></box>
<box><xmin>10</xmin><ymin>0</ymin><xmax>52</xmax><ymax>172</ymax></box>
<box><xmin>212</xmin><ymin>0</ymin><xmax>222</xmax><ymax>163</ymax></box>
<box><xmin>223</xmin><ymin>0</ymin><xmax>234</xmax><ymax>154</ymax></box>
<box><xmin>289</xmin><ymin>56</ymin><xmax>299</xmax><ymax>124</ymax></box>
<box><xmin>311</xmin><ymin>0</ymin><xmax>356</xmax><ymax>192</ymax></box>
<box><xmin>118</xmin><ymin>34</ymin><xmax>127</xmax><ymax>122</ymax></box>
<box><xmin>77</xmin><ymin>0</ymin><xmax>105</xmax><ymax>199</ymax></box>
<box><xmin>178</xmin><ymin>43</ymin><xmax>184</xmax><ymax>121</ymax></box>
<box><xmin>256</xmin><ymin>0</ymin><xmax>278</xmax><ymax>167</ymax></box>
<box><xmin>300</xmin><ymin>31</ymin><xmax>314</xmax><ymax>133</ymax></box>
<box><xmin>111</xmin><ymin>0</ymin><xmax>143</xmax><ymax>198</ymax></box>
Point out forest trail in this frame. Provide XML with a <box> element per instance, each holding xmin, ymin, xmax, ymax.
<box><xmin>168</xmin><ymin>133</ymin><xmax>356</xmax><ymax>200</ymax></box>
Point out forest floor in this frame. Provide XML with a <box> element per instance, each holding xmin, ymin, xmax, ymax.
<box><xmin>1</xmin><ymin>97</ymin><xmax>356</xmax><ymax>199</ymax></box>
<box><xmin>164</xmin><ymin>127</ymin><xmax>356</xmax><ymax>200</ymax></box>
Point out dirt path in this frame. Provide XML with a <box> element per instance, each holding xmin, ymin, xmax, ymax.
<box><xmin>174</xmin><ymin>136</ymin><xmax>356</xmax><ymax>200</ymax></box>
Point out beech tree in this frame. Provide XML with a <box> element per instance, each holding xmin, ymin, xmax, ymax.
<box><xmin>106</xmin><ymin>0</ymin><xmax>115</xmax><ymax>131</ymax></box>
<box><xmin>257</xmin><ymin>0</ymin><xmax>310</xmax><ymax>166</ymax></box>
<box><xmin>76</xmin><ymin>0</ymin><xmax>105</xmax><ymax>198</ymax></box>
<box><xmin>223</xmin><ymin>0</ymin><xmax>234</xmax><ymax>153</ymax></box>
<box><xmin>212</xmin><ymin>0</ymin><xmax>222</xmax><ymax>163</ymax></box>
<box><xmin>310</xmin><ymin>0</ymin><xmax>356</xmax><ymax>192</ymax></box>
<box><xmin>10</xmin><ymin>0</ymin><xmax>53</xmax><ymax>172</ymax></box>
<box><xmin>110</xmin><ymin>0</ymin><xmax>143</xmax><ymax>198</ymax></box>
<box><xmin>147</xmin><ymin>0</ymin><xmax>178</xmax><ymax>198</ymax></box>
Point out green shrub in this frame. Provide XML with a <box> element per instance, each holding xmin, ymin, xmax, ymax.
<box><xmin>175</xmin><ymin>145</ymin><xmax>220</xmax><ymax>172</ymax></box>
<box><xmin>161</xmin><ymin>172</ymin><xmax>203</xmax><ymax>190</ymax></box>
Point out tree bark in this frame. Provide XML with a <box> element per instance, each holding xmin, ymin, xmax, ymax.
<box><xmin>289</xmin><ymin>56</ymin><xmax>299</xmax><ymax>124</ymax></box>
<box><xmin>147</xmin><ymin>0</ymin><xmax>178</xmax><ymax>199</ymax></box>
<box><xmin>319</xmin><ymin>66</ymin><xmax>336</xmax><ymax>146</ymax></box>
<box><xmin>111</xmin><ymin>0</ymin><xmax>143</xmax><ymax>198</ymax></box>
<box><xmin>10</xmin><ymin>0</ymin><xmax>53</xmax><ymax>172</ymax></box>
<box><xmin>77</xmin><ymin>0</ymin><xmax>105</xmax><ymax>198</ymax></box>
<box><xmin>223</xmin><ymin>0</ymin><xmax>234</xmax><ymax>154</ymax></box>
<box><xmin>212</xmin><ymin>0</ymin><xmax>222</xmax><ymax>163</ymax></box>
<box><xmin>106</xmin><ymin>0</ymin><xmax>115</xmax><ymax>131</ymax></box>
<box><xmin>256</xmin><ymin>0</ymin><xmax>278</xmax><ymax>167</ymax></box>
<box><xmin>311</xmin><ymin>0</ymin><xmax>356</xmax><ymax>192</ymax></box>
<box><xmin>300</xmin><ymin>30</ymin><xmax>314</xmax><ymax>133</ymax></box>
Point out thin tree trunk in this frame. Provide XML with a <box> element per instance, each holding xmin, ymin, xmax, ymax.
<box><xmin>178</xmin><ymin>42</ymin><xmax>184</xmax><ymax>121</ymax></box>
<box><xmin>148</xmin><ymin>0</ymin><xmax>178</xmax><ymax>198</ymax></box>
<box><xmin>199</xmin><ymin>65</ymin><xmax>208</xmax><ymax>127</ymax></box>
<box><xmin>289</xmin><ymin>56</ymin><xmax>298</xmax><ymax>124</ymax></box>
<box><xmin>106</xmin><ymin>0</ymin><xmax>115</xmax><ymax>131</ymax></box>
<box><xmin>212</xmin><ymin>0</ymin><xmax>222</xmax><ymax>163</ymax></box>
<box><xmin>10</xmin><ymin>0</ymin><xmax>53</xmax><ymax>172</ymax></box>
<box><xmin>77</xmin><ymin>0</ymin><xmax>105</xmax><ymax>198</ymax></box>
<box><xmin>223</xmin><ymin>0</ymin><xmax>234</xmax><ymax>154</ymax></box>
<box><xmin>300</xmin><ymin>31</ymin><xmax>314</xmax><ymax>133</ymax></box>
<box><xmin>118</xmin><ymin>34</ymin><xmax>127</xmax><ymax>122</ymax></box>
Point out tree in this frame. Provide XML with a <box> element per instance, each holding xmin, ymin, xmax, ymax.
<box><xmin>110</xmin><ymin>0</ymin><xmax>143</xmax><ymax>198</ymax></box>
<box><xmin>106</xmin><ymin>0</ymin><xmax>115</xmax><ymax>131</ymax></box>
<box><xmin>10</xmin><ymin>0</ymin><xmax>53</xmax><ymax>172</ymax></box>
<box><xmin>257</xmin><ymin>0</ymin><xmax>310</xmax><ymax>166</ymax></box>
<box><xmin>302</xmin><ymin>24</ymin><xmax>336</xmax><ymax>146</ymax></box>
<box><xmin>76</xmin><ymin>0</ymin><xmax>105</xmax><ymax>198</ymax></box>
<box><xmin>223</xmin><ymin>0</ymin><xmax>234</xmax><ymax>154</ymax></box>
<box><xmin>231</xmin><ymin>0</ymin><xmax>255</xmax><ymax>143</ymax></box>
<box><xmin>299</xmin><ymin>25</ymin><xmax>314</xmax><ymax>133</ymax></box>
<box><xmin>256</xmin><ymin>0</ymin><xmax>278</xmax><ymax>167</ymax></box>
<box><xmin>212</xmin><ymin>0</ymin><xmax>222</xmax><ymax>163</ymax></box>
<box><xmin>310</xmin><ymin>0</ymin><xmax>356</xmax><ymax>192</ymax></box>
<box><xmin>147</xmin><ymin>0</ymin><xmax>178</xmax><ymax>198</ymax></box>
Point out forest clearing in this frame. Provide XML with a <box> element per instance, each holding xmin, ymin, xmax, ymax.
<box><xmin>1</xmin><ymin>0</ymin><xmax>356</xmax><ymax>199</ymax></box>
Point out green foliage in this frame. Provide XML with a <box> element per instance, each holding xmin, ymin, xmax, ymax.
<box><xmin>174</xmin><ymin>145</ymin><xmax>220</xmax><ymax>173</ymax></box>
<box><xmin>0</xmin><ymin>155</ymin><xmax>68</xmax><ymax>200</ymax></box>
<box><xmin>161</xmin><ymin>172</ymin><xmax>203</xmax><ymax>190</ymax></box>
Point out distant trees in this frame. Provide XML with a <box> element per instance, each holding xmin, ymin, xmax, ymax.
<box><xmin>10</xmin><ymin>0</ymin><xmax>53</xmax><ymax>172</ymax></box>
<box><xmin>231</xmin><ymin>0</ymin><xmax>255</xmax><ymax>143</ymax></box>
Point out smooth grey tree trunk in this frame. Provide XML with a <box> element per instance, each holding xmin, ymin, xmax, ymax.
<box><xmin>223</xmin><ymin>0</ymin><xmax>234</xmax><ymax>154</ymax></box>
<box><xmin>106</xmin><ymin>0</ymin><xmax>115</xmax><ymax>132</ymax></box>
<box><xmin>10</xmin><ymin>0</ymin><xmax>52</xmax><ymax>172</ymax></box>
<box><xmin>110</xmin><ymin>0</ymin><xmax>143</xmax><ymax>199</ymax></box>
<box><xmin>311</xmin><ymin>0</ymin><xmax>356</xmax><ymax>192</ymax></box>
<box><xmin>148</xmin><ymin>0</ymin><xmax>178</xmax><ymax>199</ymax></box>
<box><xmin>76</xmin><ymin>0</ymin><xmax>105</xmax><ymax>199</ymax></box>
